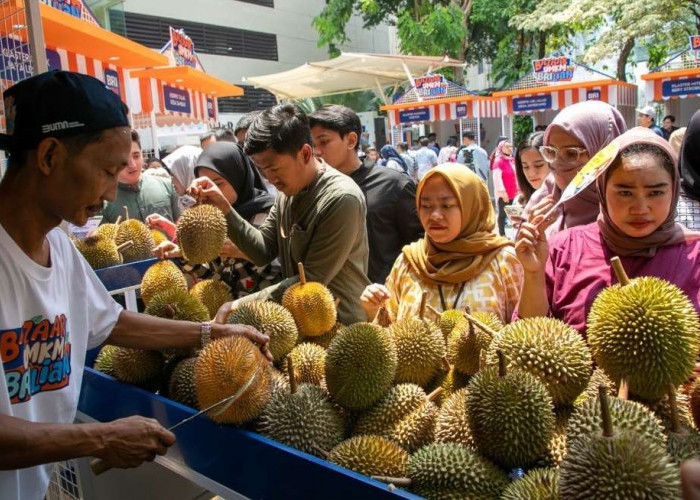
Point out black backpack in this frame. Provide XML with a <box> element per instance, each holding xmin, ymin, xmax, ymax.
<box><xmin>456</xmin><ymin>146</ymin><xmax>475</xmax><ymax>173</ymax></box>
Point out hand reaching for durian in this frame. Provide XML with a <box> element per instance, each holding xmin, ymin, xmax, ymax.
<box><xmin>152</xmin><ymin>240</ymin><xmax>182</xmax><ymax>260</ymax></box>
<box><xmin>360</xmin><ymin>283</ymin><xmax>391</xmax><ymax>321</ymax></box>
<box><xmin>211</xmin><ymin>321</ymin><xmax>273</xmax><ymax>363</ymax></box>
<box><xmin>145</xmin><ymin>213</ymin><xmax>176</xmax><ymax>240</ymax></box>
<box><xmin>187</xmin><ymin>177</ymin><xmax>231</xmax><ymax>215</ymax></box>
<box><xmin>219</xmin><ymin>239</ymin><xmax>250</xmax><ymax>261</ymax></box>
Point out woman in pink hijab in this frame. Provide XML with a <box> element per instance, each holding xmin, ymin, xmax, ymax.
<box><xmin>523</xmin><ymin>101</ymin><xmax>627</xmax><ymax>237</ymax></box>
<box><xmin>515</xmin><ymin>127</ymin><xmax>700</xmax><ymax>337</ymax></box>
<box><xmin>492</xmin><ymin>140</ymin><xmax>519</xmax><ymax>236</ymax></box>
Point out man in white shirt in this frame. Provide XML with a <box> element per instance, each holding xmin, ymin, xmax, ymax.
<box><xmin>0</xmin><ymin>71</ymin><xmax>271</xmax><ymax>500</ymax></box>
<box><xmin>413</xmin><ymin>137</ymin><xmax>438</xmax><ymax>180</ymax></box>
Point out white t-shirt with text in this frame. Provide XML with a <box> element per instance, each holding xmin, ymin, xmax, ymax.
<box><xmin>0</xmin><ymin>224</ymin><xmax>122</xmax><ymax>500</ymax></box>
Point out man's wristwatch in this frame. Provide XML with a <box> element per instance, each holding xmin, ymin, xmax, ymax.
<box><xmin>200</xmin><ymin>321</ymin><xmax>212</xmax><ymax>348</ymax></box>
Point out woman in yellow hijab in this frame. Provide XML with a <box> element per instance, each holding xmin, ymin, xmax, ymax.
<box><xmin>361</xmin><ymin>163</ymin><xmax>523</xmax><ymax>323</ymax></box>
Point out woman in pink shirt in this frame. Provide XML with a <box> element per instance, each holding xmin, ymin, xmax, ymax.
<box><xmin>515</xmin><ymin>127</ymin><xmax>700</xmax><ymax>338</ymax></box>
<box><xmin>492</xmin><ymin>140</ymin><xmax>519</xmax><ymax>236</ymax></box>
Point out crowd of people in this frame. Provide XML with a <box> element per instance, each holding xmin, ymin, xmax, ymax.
<box><xmin>2</xmin><ymin>69</ymin><xmax>700</xmax><ymax>498</ymax></box>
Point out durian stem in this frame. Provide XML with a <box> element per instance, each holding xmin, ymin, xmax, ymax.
<box><xmin>311</xmin><ymin>443</ymin><xmax>330</xmax><ymax>460</ymax></box>
<box><xmin>116</xmin><ymin>240</ymin><xmax>134</xmax><ymax>254</ymax></box>
<box><xmin>442</xmin><ymin>356</ymin><xmax>451</xmax><ymax>372</ymax></box>
<box><xmin>287</xmin><ymin>357</ymin><xmax>298</xmax><ymax>395</ymax></box>
<box><xmin>617</xmin><ymin>377</ymin><xmax>629</xmax><ymax>400</ymax></box>
<box><xmin>464</xmin><ymin>313</ymin><xmax>499</xmax><ymax>338</ymax></box>
<box><xmin>427</xmin><ymin>387</ymin><xmax>443</xmax><ymax>402</ymax></box>
<box><xmin>479</xmin><ymin>350</ymin><xmax>486</xmax><ymax>371</ymax></box>
<box><xmin>668</xmin><ymin>384</ymin><xmax>681</xmax><ymax>433</ymax></box>
<box><xmin>371</xmin><ymin>476</ymin><xmax>412</xmax><ymax>487</ymax></box>
<box><xmin>610</xmin><ymin>256</ymin><xmax>631</xmax><ymax>286</ymax></box>
<box><xmin>334</xmin><ymin>297</ymin><xmax>340</xmax><ymax>309</ymax></box>
<box><xmin>419</xmin><ymin>291</ymin><xmax>427</xmax><ymax>319</ymax></box>
<box><xmin>426</xmin><ymin>304</ymin><xmax>441</xmax><ymax>317</ymax></box>
<box><xmin>598</xmin><ymin>385</ymin><xmax>614</xmax><ymax>438</ymax></box>
<box><xmin>297</xmin><ymin>262</ymin><xmax>306</xmax><ymax>285</ymax></box>
<box><xmin>373</xmin><ymin>306</ymin><xmax>392</xmax><ymax>328</ymax></box>
<box><xmin>115</xmin><ymin>215</ymin><xmax>122</xmax><ymax>226</ymax></box>
<box><xmin>122</xmin><ymin>206</ymin><xmax>129</xmax><ymax>221</ymax></box>
<box><xmin>497</xmin><ymin>350</ymin><xmax>507</xmax><ymax>377</ymax></box>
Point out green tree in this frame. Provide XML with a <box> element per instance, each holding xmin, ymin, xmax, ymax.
<box><xmin>294</xmin><ymin>90</ymin><xmax>383</xmax><ymax>114</ymax></box>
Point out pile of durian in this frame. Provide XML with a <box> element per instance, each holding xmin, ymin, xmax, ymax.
<box><xmin>93</xmin><ymin>255</ymin><xmax>700</xmax><ymax>499</ymax></box>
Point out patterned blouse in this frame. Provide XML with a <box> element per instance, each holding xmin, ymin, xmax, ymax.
<box><xmin>676</xmin><ymin>192</ymin><xmax>700</xmax><ymax>231</ymax></box>
<box><xmin>384</xmin><ymin>246</ymin><xmax>523</xmax><ymax>324</ymax></box>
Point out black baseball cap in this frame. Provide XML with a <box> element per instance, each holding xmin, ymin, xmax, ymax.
<box><xmin>0</xmin><ymin>70</ymin><xmax>129</xmax><ymax>150</ymax></box>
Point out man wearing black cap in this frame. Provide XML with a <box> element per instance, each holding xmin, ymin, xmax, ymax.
<box><xmin>0</xmin><ymin>71</ymin><xmax>270</xmax><ymax>500</ymax></box>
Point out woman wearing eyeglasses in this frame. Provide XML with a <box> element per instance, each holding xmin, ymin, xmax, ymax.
<box><xmin>522</xmin><ymin>101</ymin><xmax>627</xmax><ymax>237</ymax></box>
<box><xmin>515</xmin><ymin>128</ymin><xmax>700</xmax><ymax>336</ymax></box>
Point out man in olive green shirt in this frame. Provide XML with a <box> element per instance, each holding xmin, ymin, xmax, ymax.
<box><xmin>190</xmin><ymin>104</ymin><xmax>369</xmax><ymax>325</ymax></box>
<box><xmin>101</xmin><ymin>130</ymin><xmax>180</xmax><ymax>223</ymax></box>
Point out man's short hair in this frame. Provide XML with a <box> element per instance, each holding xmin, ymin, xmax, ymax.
<box><xmin>199</xmin><ymin>132</ymin><xmax>215</xmax><ymax>145</ymax></box>
<box><xmin>215</xmin><ymin>129</ymin><xmax>236</xmax><ymax>142</ymax></box>
<box><xmin>663</xmin><ymin>115</ymin><xmax>676</xmax><ymax>123</ymax></box>
<box><xmin>428</xmin><ymin>132</ymin><xmax>436</xmax><ymax>139</ymax></box>
<box><xmin>235</xmin><ymin>111</ymin><xmax>261</xmax><ymax>135</ymax></box>
<box><xmin>131</xmin><ymin>129</ymin><xmax>141</xmax><ymax>150</ymax></box>
<box><xmin>244</xmin><ymin>104</ymin><xmax>312</xmax><ymax>156</ymax></box>
<box><xmin>308</xmin><ymin>105</ymin><xmax>362</xmax><ymax>151</ymax></box>
<box><xmin>420</xmin><ymin>137</ymin><xmax>430</xmax><ymax>147</ymax></box>
<box><xmin>462</xmin><ymin>130</ymin><xmax>476</xmax><ymax>140</ymax></box>
<box><xmin>396</xmin><ymin>141</ymin><xmax>408</xmax><ymax>151</ymax></box>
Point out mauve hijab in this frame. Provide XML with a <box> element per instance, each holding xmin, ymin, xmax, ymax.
<box><xmin>523</xmin><ymin>101</ymin><xmax>627</xmax><ymax>236</ymax></box>
<box><xmin>680</xmin><ymin>109</ymin><xmax>700</xmax><ymax>201</ymax></box>
<box><xmin>597</xmin><ymin>127</ymin><xmax>693</xmax><ymax>257</ymax></box>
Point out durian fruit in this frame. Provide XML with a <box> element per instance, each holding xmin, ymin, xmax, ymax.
<box><xmin>115</xmin><ymin>218</ymin><xmax>155</xmax><ymax>263</ymax></box>
<box><xmin>448</xmin><ymin>312</ymin><xmax>502</xmax><ymax>376</ymax></box>
<box><xmin>74</xmin><ymin>234</ymin><xmax>125</xmax><ymax>269</ymax></box>
<box><xmin>427</xmin><ymin>365</ymin><xmax>470</xmax><ymax>405</ymax></box>
<box><xmin>389</xmin><ymin>312</ymin><xmax>446</xmax><ymax>388</ymax></box>
<box><xmin>434</xmin><ymin>388</ymin><xmax>473</xmax><ymax>448</ymax></box>
<box><xmin>151</xmin><ymin>228</ymin><xmax>168</xmax><ymax>245</ymax></box>
<box><xmin>282</xmin><ymin>263</ymin><xmax>336</xmax><ymax>336</ymax></box>
<box><xmin>467</xmin><ymin>353</ymin><xmax>555</xmax><ymax>469</ymax></box>
<box><xmin>574</xmin><ymin>368</ymin><xmax>617</xmax><ymax>406</ymax></box>
<box><xmin>257</xmin><ymin>380</ymin><xmax>344</xmax><ymax>457</ymax></box>
<box><xmin>176</xmin><ymin>204</ymin><xmax>227</xmax><ymax>264</ymax></box>
<box><xmin>644</xmin><ymin>388</ymin><xmax>695</xmax><ymax>433</ymax></box>
<box><xmin>487</xmin><ymin>317</ymin><xmax>592</xmax><ymax>407</ymax></box>
<box><xmin>94</xmin><ymin>221</ymin><xmax>119</xmax><ymax>241</ymax></box>
<box><xmin>284</xmin><ymin>343</ymin><xmax>326</xmax><ymax>387</ymax></box>
<box><xmin>300</xmin><ymin>322</ymin><xmax>343</xmax><ymax>349</ymax></box>
<box><xmin>140</xmin><ymin>260</ymin><xmax>188</xmax><ymax>305</ymax></box>
<box><xmin>145</xmin><ymin>289</ymin><xmax>209</xmax><ymax>323</ymax></box>
<box><xmin>353</xmin><ymin>384</ymin><xmax>439</xmax><ymax>453</ymax></box>
<box><xmin>194</xmin><ymin>336</ymin><xmax>271</xmax><ymax>425</ymax></box>
<box><xmin>560</xmin><ymin>386</ymin><xmax>681</xmax><ymax>499</ymax></box>
<box><xmin>93</xmin><ymin>345</ymin><xmax>118</xmax><ymax>376</ymax></box>
<box><xmin>567</xmin><ymin>394</ymin><xmax>666</xmax><ymax>448</ymax></box>
<box><xmin>269</xmin><ymin>368</ymin><xmax>291</xmax><ymax>397</ymax></box>
<box><xmin>325</xmin><ymin>322</ymin><xmax>397</xmax><ymax>410</ymax></box>
<box><xmin>437</xmin><ymin>310</ymin><xmax>466</xmax><ymax>339</ymax></box>
<box><xmin>226</xmin><ymin>301</ymin><xmax>298</xmax><ymax>364</ymax></box>
<box><xmin>404</xmin><ymin>442</ymin><xmax>509</xmax><ymax>499</ymax></box>
<box><xmin>167</xmin><ymin>357</ymin><xmax>198</xmax><ymax>409</ymax></box>
<box><xmin>690</xmin><ymin>379</ymin><xmax>700</xmax><ymax>429</ymax></box>
<box><xmin>587</xmin><ymin>270</ymin><xmax>700</xmax><ymax>402</ymax></box>
<box><xmin>501</xmin><ymin>468</ymin><xmax>560</xmax><ymax>500</ymax></box>
<box><xmin>664</xmin><ymin>385</ymin><xmax>700</xmax><ymax>464</ymax></box>
<box><xmin>112</xmin><ymin>347</ymin><xmax>165</xmax><ymax>390</ymax></box>
<box><xmin>190</xmin><ymin>279</ymin><xmax>232</xmax><ymax>319</ymax></box>
<box><xmin>329</xmin><ymin>436</ymin><xmax>408</xmax><ymax>478</ymax></box>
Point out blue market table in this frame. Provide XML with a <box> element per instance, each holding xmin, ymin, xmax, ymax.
<box><xmin>74</xmin><ymin>259</ymin><xmax>421</xmax><ymax>500</ymax></box>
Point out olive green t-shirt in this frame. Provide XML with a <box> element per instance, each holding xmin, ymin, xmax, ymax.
<box><xmin>101</xmin><ymin>174</ymin><xmax>180</xmax><ymax>223</ymax></box>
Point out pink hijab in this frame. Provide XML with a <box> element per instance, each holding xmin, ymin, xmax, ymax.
<box><xmin>597</xmin><ymin>127</ymin><xmax>694</xmax><ymax>257</ymax></box>
<box><xmin>523</xmin><ymin>101</ymin><xmax>627</xmax><ymax>236</ymax></box>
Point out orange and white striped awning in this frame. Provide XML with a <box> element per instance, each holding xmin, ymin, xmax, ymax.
<box><xmin>382</xmin><ymin>97</ymin><xmax>501</xmax><ymax>128</ymax></box>
<box><xmin>642</xmin><ymin>68</ymin><xmax>700</xmax><ymax>101</ymax></box>
<box><xmin>493</xmin><ymin>80</ymin><xmax>637</xmax><ymax>115</ymax></box>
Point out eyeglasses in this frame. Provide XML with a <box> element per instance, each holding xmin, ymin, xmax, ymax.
<box><xmin>539</xmin><ymin>145</ymin><xmax>588</xmax><ymax>164</ymax></box>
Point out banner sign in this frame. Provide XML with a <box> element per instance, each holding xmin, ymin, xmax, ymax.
<box><xmin>103</xmin><ymin>69</ymin><xmax>120</xmax><ymax>95</ymax></box>
<box><xmin>46</xmin><ymin>49</ymin><xmax>61</xmax><ymax>71</ymax></box>
<box><xmin>532</xmin><ymin>56</ymin><xmax>575</xmax><ymax>83</ymax></box>
<box><xmin>399</xmin><ymin>108</ymin><xmax>430</xmax><ymax>123</ymax></box>
<box><xmin>206</xmin><ymin>97</ymin><xmax>216</xmax><ymax>119</ymax></box>
<box><xmin>163</xmin><ymin>85</ymin><xmax>192</xmax><ymax>114</ymax></box>
<box><xmin>456</xmin><ymin>103</ymin><xmax>468</xmax><ymax>118</ymax></box>
<box><xmin>48</xmin><ymin>0</ymin><xmax>83</xmax><ymax>19</ymax></box>
<box><xmin>513</xmin><ymin>95</ymin><xmax>552</xmax><ymax>112</ymax></box>
<box><xmin>662</xmin><ymin>77</ymin><xmax>700</xmax><ymax>98</ymax></box>
<box><xmin>690</xmin><ymin>35</ymin><xmax>700</xmax><ymax>62</ymax></box>
<box><xmin>0</xmin><ymin>37</ymin><xmax>64</xmax><ymax>83</ymax></box>
<box><xmin>586</xmin><ymin>90</ymin><xmax>601</xmax><ymax>101</ymax></box>
<box><xmin>170</xmin><ymin>27</ymin><xmax>197</xmax><ymax>68</ymax></box>
<box><xmin>414</xmin><ymin>74</ymin><xmax>448</xmax><ymax>98</ymax></box>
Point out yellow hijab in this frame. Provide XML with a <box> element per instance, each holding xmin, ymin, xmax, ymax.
<box><xmin>403</xmin><ymin>163</ymin><xmax>513</xmax><ymax>285</ymax></box>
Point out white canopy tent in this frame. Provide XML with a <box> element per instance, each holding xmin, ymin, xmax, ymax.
<box><xmin>243</xmin><ymin>52</ymin><xmax>465</xmax><ymax>102</ymax></box>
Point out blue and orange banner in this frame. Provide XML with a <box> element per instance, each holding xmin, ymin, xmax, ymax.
<box><xmin>170</xmin><ymin>27</ymin><xmax>197</xmax><ymax>69</ymax></box>
<box><xmin>414</xmin><ymin>74</ymin><xmax>448</xmax><ymax>98</ymax></box>
<box><xmin>532</xmin><ymin>56</ymin><xmax>575</xmax><ymax>84</ymax></box>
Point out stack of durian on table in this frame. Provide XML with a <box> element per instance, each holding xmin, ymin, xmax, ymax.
<box><xmin>86</xmin><ymin>207</ymin><xmax>700</xmax><ymax>499</ymax></box>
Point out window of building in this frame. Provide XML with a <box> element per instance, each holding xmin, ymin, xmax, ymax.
<box><xmin>108</xmin><ymin>10</ymin><xmax>278</xmax><ymax>61</ymax></box>
<box><xmin>218</xmin><ymin>85</ymin><xmax>277</xmax><ymax>113</ymax></box>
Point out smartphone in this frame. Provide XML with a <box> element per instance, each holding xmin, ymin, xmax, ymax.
<box><xmin>504</xmin><ymin>205</ymin><xmax>524</xmax><ymax>218</ymax></box>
